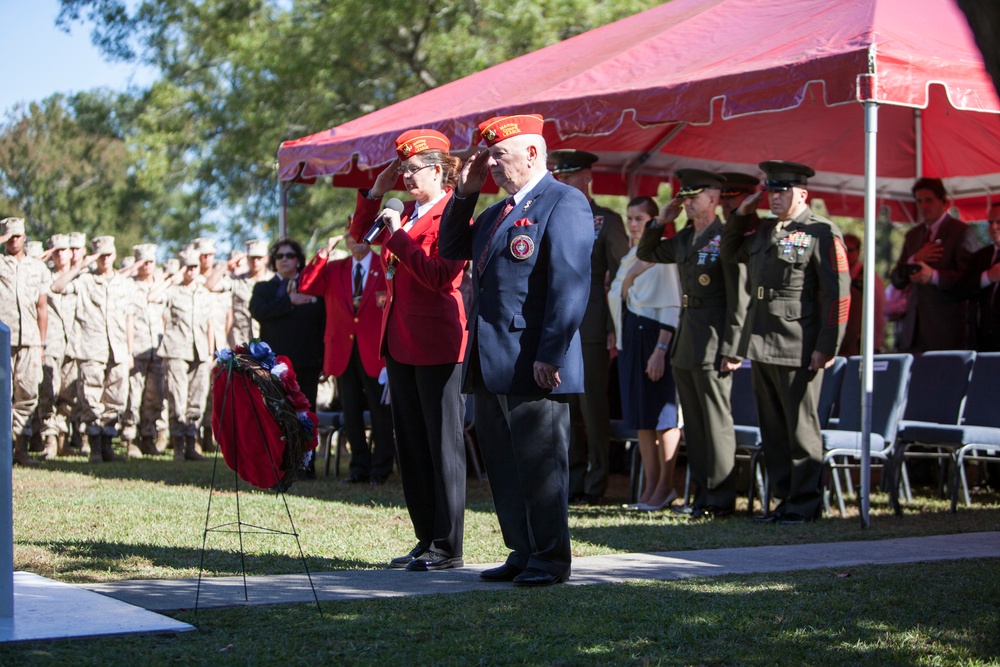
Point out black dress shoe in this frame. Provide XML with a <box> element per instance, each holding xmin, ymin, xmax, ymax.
<box><xmin>751</xmin><ymin>512</ymin><xmax>782</xmax><ymax>524</ymax></box>
<box><xmin>698</xmin><ymin>504</ymin><xmax>735</xmax><ymax>520</ymax></box>
<box><xmin>388</xmin><ymin>544</ymin><xmax>426</xmax><ymax>569</ymax></box>
<box><xmin>369</xmin><ymin>476</ymin><xmax>387</xmax><ymax>486</ymax></box>
<box><xmin>341</xmin><ymin>475</ymin><xmax>367</xmax><ymax>485</ymax></box>
<box><xmin>776</xmin><ymin>512</ymin><xmax>808</xmax><ymax>525</ymax></box>
<box><xmin>671</xmin><ymin>504</ymin><xmax>698</xmax><ymax>516</ymax></box>
<box><xmin>480</xmin><ymin>563</ymin><xmax>524</xmax><ymax>582</ymax></box>
<box><xmin>572</xmin><ymin>494</ymin><xmax>603</xmax><ymax>506</ymax></box>
<box><xmin>512</xmin><ymin>570</ymin><xmax>568</xmax><ymax>587</ymax></box>
<box><xmin>405</xmin><ymin>551</ymin><xmax>464</xmax><ymax>571</ymax></box>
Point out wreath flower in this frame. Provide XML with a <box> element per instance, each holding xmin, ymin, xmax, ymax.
<box><xmin>211</xmin><ymin>340</ymin><xmax>318</xmax><ymax>489</ymax></box>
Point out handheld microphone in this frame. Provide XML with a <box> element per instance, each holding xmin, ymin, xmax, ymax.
<box><xmin>362</xmin><ymin>198</ymin><xmax>405</xmax><ymax>244</ymax></box>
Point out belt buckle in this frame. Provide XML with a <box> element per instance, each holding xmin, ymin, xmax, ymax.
<box><xmin>682</xmin><ymin>294</ymin><xmax>689</xmax><ymax>308</ymax></box>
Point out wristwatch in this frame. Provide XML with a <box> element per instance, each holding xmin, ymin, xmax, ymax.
<box><xmin>656</xmin><ymin>342</ymin><xmax>669</xmax><ymax>352</ymax></box>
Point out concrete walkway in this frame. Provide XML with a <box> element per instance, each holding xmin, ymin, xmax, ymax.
<box><xmin>83</xmin><ymin>531</ymin><xmax>1000</xmax><ymax>612</ymax></box>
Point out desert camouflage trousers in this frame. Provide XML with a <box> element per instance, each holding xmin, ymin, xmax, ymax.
<box><xmin>10</xmin><ymin>345</ymin><xmax>41</xmax><ymax>437</ymax></box>
<box><xmin>163</xmin><ymin>357</ymin><xmax>211</xmax><ymax>438</ymax></box>
<box><xmin>77</xmin><ymin>358</ymin><xmax>128</xmax><ymax>436</ymax></box>
<box><xmin>120</xmin><ymin>356</ymin><xmax>167</xmax><ymax>440</ymax></box>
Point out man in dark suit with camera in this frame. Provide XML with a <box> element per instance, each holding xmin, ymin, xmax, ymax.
<box><xmin>439</xmin><ymin>114</ymin><xmax>592</xmax><ymax>586</ymax></box>
<box><xmin>889</xmin><ymin>177</ymin><xmax>978</xmax><ymax>352</ymax></box>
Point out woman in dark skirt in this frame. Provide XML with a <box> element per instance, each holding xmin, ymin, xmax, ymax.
<box><xmin>609</xmin><ymin>196</ymin><xmax>682</xmax><ymax>511</ymax></box>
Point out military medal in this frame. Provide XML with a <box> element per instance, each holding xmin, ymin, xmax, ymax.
<box><xmin>510</xmin><ymin>234</ymin><xmax>535</xmax><ymax>260</ymax></box>
<box><xmin>697</xmin><ymin>235</ymin><xmax>721</xmax><ymax>265</ymax></box>
<box><xmin>522</xmin><ymin>199</ymin><xmax>533</xmax><ymax>212</ymax></box>
<box><xmin>593</xmin><ymin>215</ymin><xmax>605</xmax><ymax>239</ymax></box>
<box><xmin>698</xmin><ymin>274</ymin><xmax>711</xmax><ymax>286</ymax></box>
<box><xmin>386</xmin><ymin>253</ymin><xmax>398</xmax><ymax>280</ymax></box>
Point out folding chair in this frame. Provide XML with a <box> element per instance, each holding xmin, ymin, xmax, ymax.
<box><xmin>951</xmin><ymin>353</ymin><xmax>1000</xmax><ymax>508</ymax></box>
<box><xmin>609</xmin><ymin>419</ymin><xmax>642</xmax><ymax>504</ymax></box>
<box><xmin>891</xmin><ymin>350</ymin><xmax>976</xmax><ymax>508</ymax></box>
<box><xmin>730</xmin><ymin>360</ymin><xmax>768</xmax><ymax>515</ymax></box>
<box><xmin>822</xmin><ymin>354</ymin><xmax>913</xmax><ymax>516</ymax></box>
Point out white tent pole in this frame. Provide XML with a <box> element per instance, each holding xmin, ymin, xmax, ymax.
<box><xmin>914</xmin><ymin>109</ymin><xmax>923</xmax><ymax>178</ymax></box>
<box><xmin>860</xmin><ymin>100</ymin><xmax>878</xmax><ymax>529</ymax></box>
<box><xmin>279</xmin><ymin>182</ymin><xmax>289</xmax><ymax>239</ymax></box>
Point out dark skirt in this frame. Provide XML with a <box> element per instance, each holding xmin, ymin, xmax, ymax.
<box><xmin>618</xmin><ymin>307</ymin><xmax>678</xmax><ymax>431</ymax></box>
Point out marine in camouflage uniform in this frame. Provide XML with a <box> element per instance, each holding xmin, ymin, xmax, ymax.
<box><xmin>121</xmin><ymin>244</ymin><xmax>168</xmax><ymax>457</ymax></box>
<box><xmin>50</xmin><ymin>235</ymin><xmax>133</xmax><ymax>463</ymax></box>
<box><xmin>192</xmin><ymin>237</ymin><xmax>230</xmax><ymax>453</ymax></box>
<box><xmin>0</xmin><ymin>218</ymin><xmax>50</xmax><ymax>466</ymax></box>
<box><xmin>637</xmin><ymin>170</ymin><xmax>750</xmax><ymax>518</ymax></box>
<box><xmin>153</xmin><ymin>249</ymin><xmax>213</xmax><ymax>461</ymax></box>
<box><xmin>37</xmin><ymin>234</ymin><xmax>76</xmax><ymax>459</ymax></box>
<box><xmin>228</xmin><ymin>239</ymin><xmax>271</xmax><ymax>347</ymax></box>
<box><xmin>720</xmin><ymin>161</ymin><xmax>850</xmax><ymax>524</ymax></box>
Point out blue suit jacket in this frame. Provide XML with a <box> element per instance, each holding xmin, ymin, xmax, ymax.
<box><xmin>439</xmin><ymin>173</ymin><xmax>593</xmax><ymax>396</ymax></box>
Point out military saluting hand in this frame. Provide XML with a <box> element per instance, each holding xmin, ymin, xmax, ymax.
<box><xmin>736</xmin><ymin>190</ymin><xmax>763</xmax><ymax>215</ymax></box>
<box><xmin>457</xmin><ymin>150</ymin><xmax>491</xmax><ymax>197</ymax></box>
<box><xmin>369</xmin><ymin>158</ymin><xmax>400</xmax><ymax>200</ymax></box>
<box><xmin>657</xmin><ymin>198</ymin><xmax>683</xmax><ymax>226</ymax></box>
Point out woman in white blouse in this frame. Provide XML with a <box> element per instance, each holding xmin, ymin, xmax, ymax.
<box><xmin>609</xmin><ymin>196</ymin><xmax>683</xmax><ymax>511</ymax></box>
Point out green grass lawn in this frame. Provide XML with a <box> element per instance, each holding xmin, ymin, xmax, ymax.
<box><xmin>5</xmin><ymin>455</ymin><xmax>1000</xmax><ymax>665</ymax></box>
<box><xmin>12</xmin><ymin>455</ymin><xmax>1000</xmax><ymax>583</ymax></box>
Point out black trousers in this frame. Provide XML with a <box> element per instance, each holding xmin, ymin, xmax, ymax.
<box><xmin>335</xmin><ymin>343</ymin><xmax>394</xmax><ymax>481</ymax></box>
<box><xmin>568</xmin><ymin>341</ymin><xmax>612</xmax><ymax>497</ymax></box>
<box><xmin>385</xmin><ymin>353</ymin><xmax>466</xmax><ymax>558</ymax></box>
<box><xmin>674</xmin><ymin>364</ymin><xmax>737</xmax><ymax>509</ymax></box>
<box><xmin>751</xmin><ymin>361</ymin><xmax>824</xmax><ymax>519</ymax></box>
<box><xmin>474</xmin><ymin>382</ymin><xmax>572</xmax><ymax>578</ymax></box>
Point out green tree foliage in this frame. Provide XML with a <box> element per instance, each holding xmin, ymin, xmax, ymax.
<box><xmin>53</xmin><ymin>0</ymin><xmax>663</xmax><ymax>247</ymax></box>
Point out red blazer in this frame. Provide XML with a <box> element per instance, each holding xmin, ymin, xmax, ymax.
<box><xmin>299</xmin><ymin>253</ymin><xmax>386</xmax><ymax>378</ymax></box>
<box><xmin>351</xmin><ymin>189</ymin><xmax>468</xmax><ymax>366</ymax></box>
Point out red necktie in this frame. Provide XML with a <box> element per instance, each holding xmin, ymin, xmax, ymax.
<box><xmin>477</xmin><ymin>197</ymin><xmax>515</xmax><ymax>275</ymax></box>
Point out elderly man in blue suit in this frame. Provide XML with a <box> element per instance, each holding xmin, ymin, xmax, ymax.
<box><xmin>439</xmin><ymin>113</ymin><xmax>593</xmax><ymax>586</ymax></box>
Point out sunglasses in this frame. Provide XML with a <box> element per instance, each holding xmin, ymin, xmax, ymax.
<box><xmin>273</xmin><ymin>252</ymin><xmax>297</xmax><ymax>260</ymax></box>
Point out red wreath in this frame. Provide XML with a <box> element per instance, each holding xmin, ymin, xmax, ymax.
<box><xmin>211</xmin><ymin>344</ymin><xmax>318</xmax><ymax>490</ymax></box>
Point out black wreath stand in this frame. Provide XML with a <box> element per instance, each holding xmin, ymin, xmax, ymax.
<box><xmin>195</xmin><ymin>360</ymin><xmax>322</xmax><ymax>616</ymax></box>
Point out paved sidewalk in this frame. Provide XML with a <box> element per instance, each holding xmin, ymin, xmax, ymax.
<box><xmin>83</xmin><ymin>531</ymin><xmax>1000</xmax><ymax>612</ymax></box>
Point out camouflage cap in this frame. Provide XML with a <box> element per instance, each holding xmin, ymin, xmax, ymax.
<box><xmin>49</xmin><ymin>234</ymin><xmax>71</xmax><ymax>250</ymax></box>
<box><xmin>162</xmin><ymin>258</ymin><xmax>180</xmax><ymax>274</ymax></box>
<box><xmin>192</xmin><ymin>237</ymin><xmax>217</xmax><ymax>255</ymax></box>
<box><xmin>91</xmin><ymin>235</ymin><xmax>116</xmax><ymax>256</ymax></box>
<box><xmin>25</xmin><ymin>241</ymin><xmax>43</xmax><ymax>257</ymax></box>
<box><xmin>133</xmin><ymin>244</ymin><xmax>157</xmax><ymax>263</ymax></box>
<box><xmin>178</xmin><ymin>248</ymin><xmax>201</xmax><ymax>267</ymax></box>
<box><xmin>67</xmin><ymin>232</ymin><xmax>87</xmax><ymax>249</ymax></box>
<box><xmin>245</xmin><ymin>239</ymin><xmax>269</xmax><ymax>257</ymax></box>
<box><xmin>2</xmin><ymin>217</ymin><xmax>25</xmax><ymax>237</ymax></box>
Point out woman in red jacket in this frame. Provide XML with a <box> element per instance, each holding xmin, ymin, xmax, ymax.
<box><xmin>351</xmin><ymin>129</ymin><xmax>469</xmax><ymax>572</ymax></box>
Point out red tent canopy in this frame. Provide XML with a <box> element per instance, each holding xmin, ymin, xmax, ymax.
<box><xmin>277</xmin><ymin>0</ymin><xmax>1000</xmax><ymax>221</ymax></box>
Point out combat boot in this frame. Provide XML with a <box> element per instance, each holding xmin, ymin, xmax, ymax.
<box><xmin>123</xmin><ymin>438</ymin><xmax>143</xmax><ymax>459</ymax></box>
<box><xmin>184</xmin><ymin>435</ymin><xmax>205</xmax><ymax>461</ymax></box>
<box><xmin>29</xmin><ymin>430</ymin><xmax>44</xmax><ymax>452</ymax></box>
<box><xmin>200</xmin><ymin>427</ymin><xmax>217</xmax><ymax>453</ymax></box>
<box><xmin>138</xmin><ymin>435</ymin><xmax>157</xmax><ymax>456</ymax></box>
<box><xmin>56</xmin><ymin>433</ymin><xmax>75</xmax><ymax>457</ymax></box>
<box><xmin>171</xmin><ymin>436</ymin><xmax>185</xmax><ymax>462</ymax></box>
<box><xmin>13</xmin><ymin>435</ymin><xmax>40</xmax><ymax>467</ymax></box>
<box><xmin>154</xmin><ymin>431</ymin><xmax>169</xmax><ymax>455</ymax></box>
<box><xmin>88</xmin><ymin>433</ymin><xmax>103</xmax><ymax>463</ymax></box>
<box><xmin>40</xmin><ymin>435</ymin><xmax>59</xmax><ymax>461</ymax></box>
<box><xmin>100</xmin><ymin>434</ymin><xmax>125</xmax><ymax>462</ymax></box>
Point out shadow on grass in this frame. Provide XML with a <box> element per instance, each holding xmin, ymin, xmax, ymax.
<box><xmin>33</xmin><ymin>456</ymin><xmax>502</xmax><ymax>507</ymax></box>
<box><xmin>20</xmin><ymin>538</ymin><xmax>381</xmax><ymax>582</ymax></box>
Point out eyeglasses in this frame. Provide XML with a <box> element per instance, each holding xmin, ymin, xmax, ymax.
<box><xmin>397</xmin><ymin>163</ymin><xmax>434</xmax><ymax>176</ymax></box>
<box><xmin>273</xmin><ymin>252</ymin><xmax>297</xmax><ymax>260</ymax></box>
